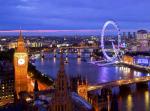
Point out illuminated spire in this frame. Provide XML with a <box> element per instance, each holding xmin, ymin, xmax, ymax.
<box><xmin>18</xmin><ymin>28</ymin><xmax>24</xmax><ymax>42</ymax></box>
<box><xmin>59</xmin><ymin>50</ymin><xmax>65</xmax><ymax>73</ymax></box>
<box><xmin>50</xmin><ymin>49</ymin><xmax>72</xmax><ymax>111</ymax></box>
<box><xmin>16</xmin><ymin>28</ymin><xmax>26</xmax><ymax>52</ymax></box>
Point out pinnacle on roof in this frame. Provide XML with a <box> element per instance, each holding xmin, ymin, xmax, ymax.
<box><xmin>18</xmin><ymin>30</ymin><xmax>24</xmax><ymax>42</ymax></box>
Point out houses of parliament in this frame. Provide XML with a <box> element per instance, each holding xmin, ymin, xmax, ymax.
<box><xmin>0</xmin><ymin>31</ymin><xmax>113</xmax><ymax>111</ymax></box>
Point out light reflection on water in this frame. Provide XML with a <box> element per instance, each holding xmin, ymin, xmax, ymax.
<box><xmin>145</xmin><ymin>91</ymin><xmax>149</xmax><ymax>111</ymax></box>
<box><xmin>34</xmin><ymin>53</ymin><xmax>150</xmax><ymax>111</ymax></box>
<box><xmin>53</xmin><ymin>57</ymin><xmax>56</xmax><ymax>64</ymax></box>
<box><xmin>118</xmin><ymin>88</ymin><xmax>150</xmax><ymax>111</ymax></box>
<box><xmin>77</xmin><ymin>58</ymin><xmax>81</xmax><ymax>64</ymax></box>
<box><xmin>35</xmin><ymin>53</ymin><xmax>149</xmax><ymax>83</ymax></box>
<box><xmin>127</xmin><ymin>94</ymin><xmax>133</xmax><ymax>111</ymax></box>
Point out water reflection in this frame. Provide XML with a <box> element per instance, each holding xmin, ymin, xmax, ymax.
<box><xmin>134</xmin><ymin>71</ymin><xmax>141</xmax><ymax>77</ymax></box>
<box><xmin>119</xmin><ymin>67</ymin><xmax>131</xmax><ymax>75</ymax></box>
<box><xmin>127</xmin><ymin>94</ymin><xmax>133</xmax><ymax>111</ymax></box>
<box><xmin>53</xmin><ymin>57</ymin><xmax>56</xmax><ymax>64</ymax></box>
<box><xmin>65</xmin><ymin>57</ymin><xmax>68</xmax><ymax>61</ymax></box>
<box><xmin>90</xmin><ymin>57</ymin><xmax>94</xmax><ymax>62</ymax></box>
<box><xmin>41</xmin><ymin>58</ymin><xmax>44</xmax><ymax>65</ymax></box>
<box><xmin>145</xmin><ymin>91</ymin><xmax>149</xmax><ymax>111</ymax></box>
<box><xmin>34</xmin><ymin>54</ymin><xmax>150</xmax><ymax>111</ymax></box>
<box><xmin>98</xmin><ymin>67</ymin><xmax>109</xmax><ymax>83</ymax></box>
<box><xmin>35</xmin><ymin>53</ymin><xmax>149</xmax><ymax>84</ymax></box>
<box><xmin>77</xmin><ymin>58</ymin><xmax>81</xmax><ymax>64</ymax></box>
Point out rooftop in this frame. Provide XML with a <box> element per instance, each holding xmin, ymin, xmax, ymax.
<box><xmin>137</xmin><ymin>30</ymin><xmax>148</xmax><ymax>34</ymax></box>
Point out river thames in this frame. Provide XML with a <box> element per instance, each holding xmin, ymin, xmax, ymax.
<box><xmin>34</xmin><ymin>53</ymin><xmax>150</xmax><ymax>111</ymax></box>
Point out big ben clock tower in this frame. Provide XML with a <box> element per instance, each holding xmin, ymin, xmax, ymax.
<box><xmin>14</xmin><ymin>30</ymin><xmax>28</xmax><ymax>96</ymax></box>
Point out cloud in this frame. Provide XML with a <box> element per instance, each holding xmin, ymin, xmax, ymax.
<box><xmin>16</xmin><ymin>5</ymin><xmax>36</xmax><ymax>10</ymax></box>
<box><xmin>0</xmin><ymin>0</ymin><xmax>150</xmax><ymax>31</ymax></box>
<box><xmin>20</xmin><ymin>0</ymin><xmax>28</xmax><ymax>2</ymax></box>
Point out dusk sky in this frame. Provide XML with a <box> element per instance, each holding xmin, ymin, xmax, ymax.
<box><xmin>0</xmin><ymin>0</ymin><xmax>150</xmax><ymax>35</ymax></box>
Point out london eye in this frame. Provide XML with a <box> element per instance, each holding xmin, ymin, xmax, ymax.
<box><xmin>101</xmin><ymin>20</ymin><xmax>121</xmax><ymax>62</ymax></box>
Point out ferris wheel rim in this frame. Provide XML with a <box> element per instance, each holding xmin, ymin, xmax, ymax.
<box><xmin>100</xmin><ymin>20</ymin><xmax>121</xmax><ymax>62</ymax></box>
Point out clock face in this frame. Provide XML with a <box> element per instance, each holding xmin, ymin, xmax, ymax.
<box><xmin>18</xmin><ymin>58</ymin><xmax>25</xmax><ymax>65</ymax></box>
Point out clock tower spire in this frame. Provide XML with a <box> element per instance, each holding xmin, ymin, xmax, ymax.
<box><xmin>16</xmin><ymin>30</ymin><xmax>26</xmax><ymax>52</ymax></box>
<box><xmin>14</xmin><ymin>30</ymin><xmax>28</xmax><ymax>97</ymax></box>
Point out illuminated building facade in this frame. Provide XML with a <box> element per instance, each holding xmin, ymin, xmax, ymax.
<box><xmin>77</xmin><ymin>78</ymin><xmax>88</xmax><ymax>100</ymax></box>
<box><xmin>8</xmin><ymin>42</ymin><xmax>17</xmax><ymax>49</ymax></box>
<box><xmin>27</xmin><ymin>41</ymin><xmax>43</xmax><ymax>48</ymax></box>
<box><xmin>122</xmin><ymin>55</ymin><xmax>134</xmax><ymax>64</ymax></box>
<box><xmin>0</xmin><ymin>61</ymin><xmax>14</xmax><ymax>106</ymax></box>
<box><xmin>14</xmin><ymin>31</ymin><xmax>28</xmax><ymax>96</ymax></box>
<box><xmin>0</xmin><ymin>76</ymin><xmax>14</xmax><ymax>106</ymax></box>
<box><xmin>122</xmin><ymin>55</ymin><xmax>150</xmax><ymax>67</ymax></box>
<box><xmin>88</xmin><ymin>88</ymin><xmax>111</xmax><ymax>111</ymax></box>
<box><xmin>136</xmin><ymin>30</ymin><xmax>150</xmax><ymax>52</ymax></box>
<box><xmin>134</xmin><ymin>56</ymin><xmax>150</xmax><ymax>66</ymax></box>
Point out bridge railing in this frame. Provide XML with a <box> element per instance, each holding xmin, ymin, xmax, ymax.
<box><xmin>89</xmin><ymin>76</ymin><xmax>150</xmax><ymax>91</ymax></box>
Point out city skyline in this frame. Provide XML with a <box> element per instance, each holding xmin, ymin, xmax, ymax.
<box><xmin>0</xmin><ymin>29</ymin><xmax>140</xmax><ymax>36</ymax></box>
<box><xmin>0</xmin><ymin>0</ymin><xmax>150</xmax><ymax>111</ymax></box>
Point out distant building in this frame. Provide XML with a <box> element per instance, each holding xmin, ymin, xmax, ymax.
<box><xmin>0</xmin><ymin>44</ymin><xmax>4</xmax><ymax>51</ymax></box>
<box><xmin>88</xmin><ymin>88</ymin><xmax>112</xmax><ymax>111</ymax></box>
<box><xmin>0</xmin><ymin>61</ymin><xmax>14</xmax><ymax>106</ymax></box>
<box><xmin>28</xmin><ymin>42</ymin><xmax>43</xmax><ymax>48</ymax></box>
<box><xmin>77</xmin><ymin>78</ymin><xmax>88</xmax><ymax>100</ymax></box>
<box><xmin>128</xmin><ymin>32</ymin><xmax>132</xmax><ymax>38</ymax></box>
<box><xmin>122</xmin><ymin>32</ymin><xmax>126</xmax><ymax>41</ymax></box>
<box><xmin>136</xmin><ymin>30</ymin><xmax>150</xmax><ymax>52</ymax></box>
<box><xmin>128</xmin><ymin>30</ymin><xmax>150</xmax><ymax>52</ymax></box>
<box><xmin>9</xmin><ymin>42</ymin><xmax>17</xmax><ymax>49</ymax></box>
<box><xmin>137</xmin><ymin>30</ymin><xmax>148</xmax><ymax>40</ymax></box>
<box><xmin>122</xmin><ymin>55</ymin><xmax>134</xmax><ymax>64</ymax></box>
<box><xmin>134</xmin><ymin>56</ymin><xmax>150</xmax><ymax>67</ymax></box>
<box><xmin>122</xmin><ymin>55</ymin><xmax>150</xmax><ymax>67</ymax></box>
<box><xmin>133</xmin><ymin>32</ymin><xmax>136</xmax><ymax>39</ymax></box>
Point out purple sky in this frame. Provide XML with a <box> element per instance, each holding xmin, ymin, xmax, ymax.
<box><xmin>0</xmin><ymin>0</ymin><xmax>150</xmax><ymax>35</ymax></box>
